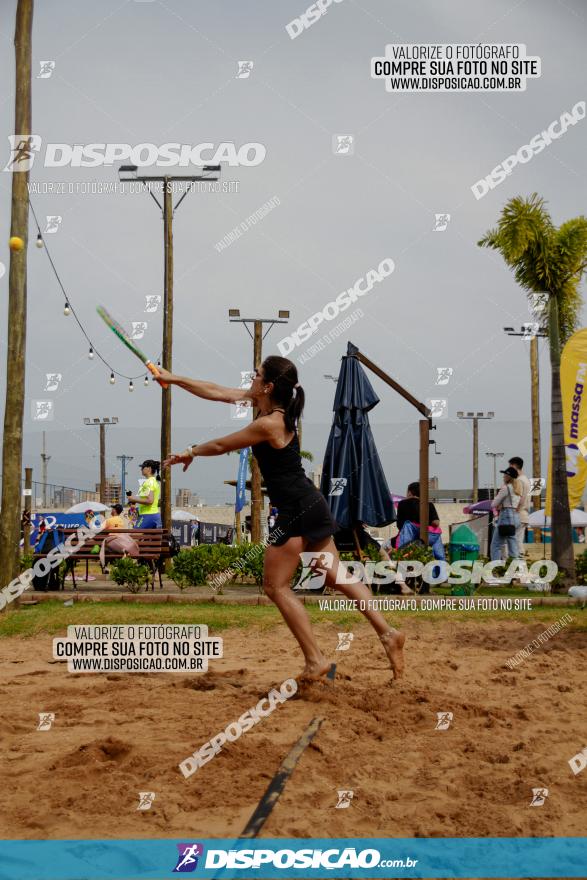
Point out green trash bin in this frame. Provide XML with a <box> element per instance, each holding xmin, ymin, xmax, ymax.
<box><xmin>449</xmin><ymin>524</ymin><xmax>480</xmax><ymax>563</ymax></box>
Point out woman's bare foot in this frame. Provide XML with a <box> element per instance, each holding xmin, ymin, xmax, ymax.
<box><xmin>299</xmin><ymin>660</ymin><xmax>335</xmax><ymax>682</ymax></box>
<box><xmin>379</xmin><ymin>629</ymin><xmax>405</xmax><ymax>679</ymax></box>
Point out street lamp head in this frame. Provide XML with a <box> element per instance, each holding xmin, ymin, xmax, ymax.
<box><xmin>118</xmin><ymin>164</ymin><xmax>138</xmax><ymax>178</ymax></box>
<box><xmin>466</xmin><ymin>411</ymin><xmax>475</xmax><ymax>417</ymax></box>
<box><xmin>228</xmin><ymin>308</ymin><xmax>240</xmax><ymax>318</ymax></box>
<box><xmin>202</xmin><ymin>165</ymin><xmax>221</xmax><ymax>173</ymax></box>
<box><xmin>503</xmin><ymin>326</ymin><xmax>515</xmax><ymax>332</ymax></box>
<box><xmin>278</xmin><ymin>310</ymin><xmax>290</xmax><ymax>319</ymax></box>
<box><xmin>83</xmin><ymin>418</ymin><xmax>91</xmax><ymax>425</ymax></box>
<box><xmin>457</xmin><ymin>411</ymin><xmax>464</xmax><ymax>418</ymax></box>
<box><xmin>487</xmin><ymin>411</ymin><xmax>495</xmax><ymax>418</ymax></box>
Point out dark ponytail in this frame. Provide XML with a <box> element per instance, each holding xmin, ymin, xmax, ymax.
<box><xmin>143</xmin><ymin>459</ymin><xmax>161</xmax><ymax>482</ymax></box>
<box><xmin>262</xmin><ymin>355</ymin><xmax>304</xmax><ymax>432</ymax></box>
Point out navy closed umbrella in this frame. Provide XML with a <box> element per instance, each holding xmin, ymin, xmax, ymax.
<box><xmin>320</xmin><ymin>343</ymin><xmax>395</xmax><ymax>528</ymax></box>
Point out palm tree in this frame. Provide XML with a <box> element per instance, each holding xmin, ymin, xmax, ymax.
<box><xmin>479</xmin><ymin>194</ymin><xmax>587</xmax><ymax>584</ymax></box>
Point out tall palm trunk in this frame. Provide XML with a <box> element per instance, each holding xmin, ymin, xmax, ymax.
<box><xmin>549</xmin><ymin>294</ymin><xmax>576</xmax><ymax>583</ymax></box>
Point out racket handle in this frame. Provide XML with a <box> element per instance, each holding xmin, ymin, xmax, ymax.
<box><xmin>146</xmin><ymin>361</ymin><xmax>168</xmax><ymax>388</ymax></box>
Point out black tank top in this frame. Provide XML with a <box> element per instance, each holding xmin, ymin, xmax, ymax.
<box><xmin>251</xmin><ymin>420</ymin><xmax>317</xmax><ymax>508</ymax></box>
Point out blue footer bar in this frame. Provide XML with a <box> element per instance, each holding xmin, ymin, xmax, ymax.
<box><xmin>0</xmin><ymin>838</ymin><xmax>585</xmax><ymax>879</ymax></box>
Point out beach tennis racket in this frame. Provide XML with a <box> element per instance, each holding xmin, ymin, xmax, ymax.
<box><xmin>96</xmin><ymin>305</ymin><xmax>167</xmax><ymax>387</ymax></box>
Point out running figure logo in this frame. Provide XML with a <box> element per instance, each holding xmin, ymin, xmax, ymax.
<box><xmin>329</xmin><ymin>477</ymin><xmax>347</xmax><ymax>496</ymax></box>
<box><xmin>294</xmin><ymin>552</ymin><xmax>334</xmax><ymax>590</ymax></box>
<box><xmin>426</xmin><ymin>398</ymin><xmax>448</xmax><ymax>419</ymax></box>
<box><xmin>333</xmin><ymin>135</ymin><xmax>354</xmax><ymax>155</ymax></box>
<box><xmin>4</xmin><ymin>134</ymin><xmax>42</xmax><ymax>172</ymax></box>
<box><xmin>136</xmin><ymin>791</ymin><xmax>156</xmax><ymax>811</ymax></box>
<box><xmin>237</xmin><ymin>61</ymin><xmax>254</xmax><ymax>78</ymax></box>
<box><xmin>336</xmin><ymin>632</ymin><xmax>354</xmax><ymax>651</ymax></box>
<box><xmin>44</xmin><ymin>216</ymin><xmax>62</xmax><ymax>234</ymax></box>
<box><xmin>435</xmin><ymin>711</ymin><xmax>453</xmax><ymax>730</ymax></box>
<box><xmin>37</xmin><ymin>61</ymin><xmax>56</xmax><ymax>79</ymax></box>
<box><xmin>435</xmin><ymin>367</ymin><xmax>453</xmax><ymax>386</ymax></box>
<box><xmin>32</xmin><ymin>400</ymin><xmax>54</xmax><ymax>421</ymax></box>
<box><xmin>433</xmin><ymin>213</ymin><xmax>451</xmax><ymax>232</ymax></box>
<box><xmin>144</xmin><ymin>295</ymin><xmax>161</xmax><ymax>313</ymax></box>
<box><xmin>335</xmin><ymin>790</ymin><xmax>354</xmax><ymax>808</ymax></box>
<box><xmin>173</xmin><ymin>843</ymin><xmax>204</xmax><ymax>873</ymax></box>
<box><xmin>530</xmin><ymin>787</ymin><xmax>548</xmax><ymax>806</ymax></box>
<box><xmin>131</xmin><ymin>321</ymin><xmax>148</xmax><ymax>340</ymax></box>
<box><xmin>45</xmin><ymin>373</ymin><xmax>62</xmax><ymax>391</ymax></box>
<box><xmin>37</xmin><ymin>713</ymin><xmax>55</xmax><ymax>731</ymax></box>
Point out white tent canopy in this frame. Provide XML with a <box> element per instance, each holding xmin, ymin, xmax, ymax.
<box><xmin>66</xmin><ymin>501</ymin><xmax>109</xmax><ymax>514</ymax></box>
<box><xmin>527</xmin><ymin>508</ymin><xmax>587</xmax><ymax>527</ymax></box>
<box><xmin>171</xmin><ymin>508</ymin><xmax>199</xmax><ymax>522</ymax></box>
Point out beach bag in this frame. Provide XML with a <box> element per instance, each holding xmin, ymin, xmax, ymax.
<box><xmin>33</xmin><ymin>528</ymin><xmax>66</xmax><ymax>591</ymax></box>
<box><xmin>498</xmin><ymin>485</ymin><xmax>516</xmax><ymax>537</ymax></box>
<box><xmin>100</xmin><ymin>533</ymin><xmax>140</xmax><ymax>568</ymax></box>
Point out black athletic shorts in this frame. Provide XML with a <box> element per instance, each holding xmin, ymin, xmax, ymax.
<box><xmin>268</xmin><ymin>492</ymin><xmax>337</xmax><ymax>547</ymax></box>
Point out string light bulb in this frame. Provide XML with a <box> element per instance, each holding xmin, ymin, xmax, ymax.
<box><xmin>35</xmin><ymin>233</ymin><xmax>43</xmax><ymax>249</ymax></box>
<box><xmin>63</xmin><ymin>302</ymin><xmax>70</xmax><ymax>316</ymax></box>
<box><xmin>88</xmin><ymin>347</ymin><xmax>94</xmax><ymax>359</ymax></box>
<box><xmin>109</xmin><ymin>372</ymin><xmax>115</xmax><ymax>384</ymax></box>
<box><xmin>129</xmin><ymin>380</ymin><xmax>134</xmax><ymax>392</ymax></box>
<box><xmin>144</xmin><ymin>375</ymin><xmax>149</xmax><ymax>387</ymax></box>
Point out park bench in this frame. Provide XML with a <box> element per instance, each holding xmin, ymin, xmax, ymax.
<box><xmin>33</xmin><ymin>528</ymin><xmax>173</xmax><ymax>591</ymax></box>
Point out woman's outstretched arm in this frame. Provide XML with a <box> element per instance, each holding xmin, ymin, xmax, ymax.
<box><xmin>163</xmin><ymin>420</ymin><xmax>273</xmax><ymax>471</ymax></box>
<box><xmin>154</xmin><ymin>367</ymin><xmax>253</xmax><ymax>404</ymax></box>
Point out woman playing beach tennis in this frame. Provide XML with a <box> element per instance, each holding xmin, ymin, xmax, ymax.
<box><xmin>158</xmin><ymin>355</ymin><xmax>405</xmax><ymax>681</ymax></box>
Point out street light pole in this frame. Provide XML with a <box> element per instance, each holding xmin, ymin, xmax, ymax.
<box><xmin>117</xmin><ymin>454</ymin><xmax>134</xmax><ymax>499</ymax></box>
<box><xmin>457</xmin><ymin>411</ymin><xmax>495</xmax><ymax>502</ymax></box>
<box><xmin>504</xmin><ymin>325</ymin><xmax>547</xmax><ymax>511</ymax></box>
<box><xmin>228</xmin><ymin>309</ymin><xmax>290</xmax><ymax>542</ymax></box>
<box><xmin>83</xmin><ymin>418</ymin><xmax>118</xmax><ymax>502</ymax></box>
<box><xmin>118</xmin><ymin>164</ymin><xmax>221</xmax><ymax>532</ymax></box>
<box><xmin>485</xmin><ymin>452</ymin><xmax>504</xmax><ymax>498</ymax></box>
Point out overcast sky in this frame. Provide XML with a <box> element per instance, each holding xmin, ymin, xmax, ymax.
<box><xmin>0</xmin><ymin>0</ymin><xmax>586</xmax><ymax>504</ymax></box>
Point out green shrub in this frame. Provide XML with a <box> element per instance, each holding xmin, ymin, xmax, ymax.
<box><xmin>575</xmin><ymin>551</ymin><xmax>587</xmax><ymax>584</ymax></box>
<box><xmin>20</xmin><ymin>552</ymin><xmax>34</xmax><ymax>572</ymax></box>
<box><xmin>110</xmin><ymin>557</ymin><xmax>151</xmax><ymax>593</ymax></box>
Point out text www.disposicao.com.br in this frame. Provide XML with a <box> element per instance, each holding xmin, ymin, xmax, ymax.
<box><xmin>70</xmin><ymin>657</ymin><xmax>201</xmax><ymax>672</ymax></box>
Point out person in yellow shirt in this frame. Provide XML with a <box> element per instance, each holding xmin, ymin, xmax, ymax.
<box><xmin>102</xmin><ymin>503</ymin><xmax>125</xmax><ymax>530</ymax></box>
<box><xmin>126</xmin><ymin>459</ymin><xmax>162</xmax><ymax>528</ymax></box>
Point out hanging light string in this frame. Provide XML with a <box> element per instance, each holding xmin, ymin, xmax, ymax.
<box><xmin>28</xmin><ymin>197</ymin><xmax>161</xmax><ymax>382</ymax></box>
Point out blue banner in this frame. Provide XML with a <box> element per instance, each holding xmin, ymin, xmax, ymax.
<box><xmin>235</xmin><ymin>447</ymin><xmax>249</xmax><ymax>513</ymax></box>
<box><xmin>28</xmin><ymin>512</ymin><xmax>87</xmax><ymax>548</ymax></box>
<box><xmin>0</xmin><ymin>838</ymin><xmax>585</xmax><ymax>879</ymax></box>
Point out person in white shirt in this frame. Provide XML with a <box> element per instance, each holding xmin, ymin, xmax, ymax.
<box><xmin>490</xmin><ymin>467</ymin><xmax>522</xmax><ymax>561</ymax></box>
<box><xmin>509</xmin><ymin>456</ymin><xmax>531</xmax><ymax>556</ymax></box>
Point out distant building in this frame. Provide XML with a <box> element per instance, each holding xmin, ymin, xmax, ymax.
<box><xmin>175</xmin><ymin>488</ymin><xmax>193</xmax><ymax>508</ymax></box>
<box><xmin>97</xmin><ymin>475</ymin><xmax>122</xmax><ymax>505</ymax></box>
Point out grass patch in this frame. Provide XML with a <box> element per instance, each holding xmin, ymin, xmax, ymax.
<box><xmin>0</xmin><ymin>600</ymin><xmax>585</xmax><ymax>639</ymax></box>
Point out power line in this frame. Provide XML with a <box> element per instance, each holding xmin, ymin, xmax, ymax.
<box><xmin>28</xmin><ymin>197</ymin><xmax>160</xmax><ymax>382</ymax></box>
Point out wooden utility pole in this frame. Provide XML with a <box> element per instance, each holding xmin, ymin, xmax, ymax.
<box><xmin>0</xmin><ymin>0</ymin><xmax>33</xmax><ymax>590</ymax></box>
<box><xmin>530</xmin><ymin>336</ymin><xmax>542</xmax><ymax>510</ymax></box>
<box><xmin>161</xmin><ymin>179</ymin><xmax>173</xmax><ymax>532</ymax></box>
<box><xmin>251</xmin><ymin>321</ymin><xmax>263</xmax><ymax>542</ymax></box>
<box><xmin>41</xmin><ymin>430</ymin><xmax>50</xmax><ymax>507</ymax></box>
<box><xmin>419</xmin><ymin>421</ymin><xmax>430</xmax><ymax>537</ymax></box>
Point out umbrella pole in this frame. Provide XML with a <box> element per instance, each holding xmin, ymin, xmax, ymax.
<box><xmin>419</xmin><ymin>420</ymin><xmax>430</xmax><ymax>543</ymax></box>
